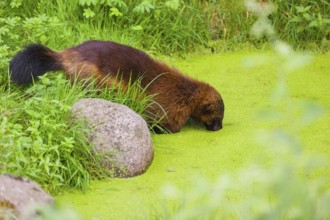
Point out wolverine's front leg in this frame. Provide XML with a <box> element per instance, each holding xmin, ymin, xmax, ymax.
<box><xmin>147</xmin><ymin>103</ymin><xmax>190</xmax><ymax>134</ymax></box>
<box><xmin>162</xmin><ymin>109</ymin><xmax>190</xmax><ymax>133</ymax></box>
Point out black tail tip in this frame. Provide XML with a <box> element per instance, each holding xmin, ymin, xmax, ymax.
<box><xmin>9</xmin><ymin>44</ymin><xmax>60</xmax><ymax>84</ymax></box>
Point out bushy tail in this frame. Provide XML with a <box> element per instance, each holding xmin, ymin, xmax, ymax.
<box><xmin>9</xmin><ymin>44</ymin><xmax>62</xmax><ymax>84</ymax></box>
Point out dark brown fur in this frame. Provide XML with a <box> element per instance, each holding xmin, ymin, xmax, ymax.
<box><xmin>9</xmin><ymin>40</ymin><xmax>224</xmax><ymax>133</ymax></box>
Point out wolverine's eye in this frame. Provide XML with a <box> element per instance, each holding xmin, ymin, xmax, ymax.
<box><xmin>202</xmin><ymin>109</ymin><xmax>212</xmax><ymax>115</ymax></box>
<box><xmin>202</xmin><ymin>105</ymin><xmax>213</xmax><ymax>115</ymax></box>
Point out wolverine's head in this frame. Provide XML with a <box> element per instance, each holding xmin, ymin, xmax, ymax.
<box><xmin>191</xmin><ymin>84</ymin><xmax>224</xmax><ymax>131</ymax></box>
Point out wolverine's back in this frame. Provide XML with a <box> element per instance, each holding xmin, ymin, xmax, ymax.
<box><xmin>60</xmin><ymin>40</ymin><xmax>162</xmax><ymax>86</ymax></box>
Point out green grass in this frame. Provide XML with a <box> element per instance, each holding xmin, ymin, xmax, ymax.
<box><xmin>1</xmin><ymin>0</ymin><xmax>329</xmax><ymax>79</ymax></box>
<box><xmin>55</xmin><ymin>51</ymin><xmax>330</xmax><ymax>219</ymax></box>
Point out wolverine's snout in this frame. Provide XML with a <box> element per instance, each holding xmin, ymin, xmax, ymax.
<box><xmin>204</xmin><ymin>118</ymin><xmax>222</xmax><ymax>131</ymax></box>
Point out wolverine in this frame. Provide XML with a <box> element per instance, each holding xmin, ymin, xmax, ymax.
<box><xmin>9</xmin><ymin>40</ymin><xmax>224</xmax><ymax>133</ymax></box>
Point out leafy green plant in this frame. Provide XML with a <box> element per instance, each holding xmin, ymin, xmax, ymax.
<box><xmin>0</xmin><ymin>81</ymin><xmax>105</xmax><ymax>193</ymax></box>
<box><xmin>133</xmin><ymin>1</ymin><xmax>155</xmax><ymax>14</ymax></box>
<box><xmin>0</xmin><ymin>72</ymin><xmax>161</xmax><ymax>193</ymax></box>
<box><xmin>288</xmin><ymin>4</ymin><xmax>330</xmax><ymax>41</ymax></box>
<box><xmin>272</xmin><ymin>0</ymin><xmax>330</xmax><ymax>49</ymax></box>
<box><xmin>0</xmin><ymin>6</ymin><xmax>65</xmax><ymax>85</ymax></box>
<box><xmin>203</xmin><ymin>0</ymin><xmax>330</xmax><ymax>51</ymax></box>
<box><xmin>76</xmin><ymin>0</ymin><xmax>210</xmax><ymax>53</ymax></box>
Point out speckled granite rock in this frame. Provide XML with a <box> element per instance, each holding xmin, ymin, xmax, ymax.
<box><xmin>71</xmin><ymin>98</ymin><xmax>154</xmax><ymax>177</ymax></box>
<box><xmin>0</xmin><ymin>174</ymin><xmax>53</xmax><ymax>219</ymax></box>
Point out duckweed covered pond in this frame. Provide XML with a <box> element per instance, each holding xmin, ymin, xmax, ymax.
<box><xmin>56</xmin><ymin>51</ymin><xmax>330</xmax><ymax>219</ymax></box>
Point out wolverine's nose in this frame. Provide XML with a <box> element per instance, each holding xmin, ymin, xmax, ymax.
<box><xmin>204</xmin><ymin>118</ymin><xmax>222</xmax><ymax>131</ymax></box>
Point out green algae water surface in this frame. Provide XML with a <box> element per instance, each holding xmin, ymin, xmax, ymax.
<box><xmin>56</xmin><ymin>51</ymin><xmax>330</xmax><ymax>219</ymax></box>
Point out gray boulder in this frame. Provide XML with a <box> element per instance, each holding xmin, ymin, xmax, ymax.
<box><xmin>0</xmin><ymin>174</ymin><xmax>53</xmax><ymax>219</ymax></box>
<box><xmin>71</xmin><ymin>98</ymin><xmax>154</xmax><ymax>177</ymax></box>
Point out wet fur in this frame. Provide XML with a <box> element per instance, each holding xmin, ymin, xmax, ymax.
<box><xmin>9</xmin><ymin>40</ymin><xmax>224</xmax><ymax>133</ymax></box>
